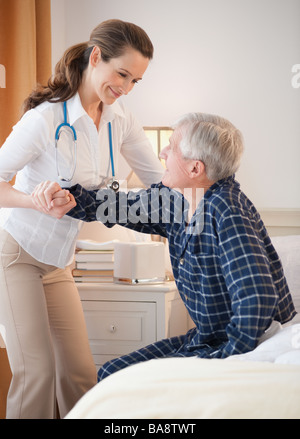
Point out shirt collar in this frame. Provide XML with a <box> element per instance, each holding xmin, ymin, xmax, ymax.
<box><xmin>204</xmin><ymin>175</ymin><xmax>237</xmax><ymax>200</ymax></box>
<box><xmin>66</xmin><ymin>93</ymin><xmax>126</xmax><ymax>126</ymax></box>
<box><xmin>66</xmin><ymin>93</ymin><xmax>87</xmax><ymax>125</ymax></box>
<box><xmin>101</xmin><ymin>99</ymin><xmax>126</xmax><ymax>124</ymax></box>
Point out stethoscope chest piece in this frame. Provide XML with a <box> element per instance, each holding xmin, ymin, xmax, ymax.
<box><xmin>107</xmin><ymin>179</ymin><xmax>120</xmax><ymax>192</ymax></box>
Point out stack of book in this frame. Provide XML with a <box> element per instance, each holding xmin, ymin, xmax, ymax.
<box><xmin>72</xmin><ymin>239</ymin><xmax>119</xmax><ymax>283</ymax></box>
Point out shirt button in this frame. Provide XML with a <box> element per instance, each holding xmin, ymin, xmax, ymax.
<box><xmin>180</xmin><ymin>258</ymin><xmax>184</xmax><ymax>265</ymax></box>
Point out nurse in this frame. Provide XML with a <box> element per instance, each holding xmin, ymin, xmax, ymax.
<box><xmin>0</xmin><ymin>19</ymin><xmax>163</xmax><ymax>419</ymax></box>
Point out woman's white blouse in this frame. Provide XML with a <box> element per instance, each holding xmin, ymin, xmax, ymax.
<box><xmin>0</xmin><ymin>93</ymin><xmax>164</xmax><ymax>268</ymax></box>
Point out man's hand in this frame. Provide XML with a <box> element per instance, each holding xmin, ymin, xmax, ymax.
<box><xmin>31</xmin><ymin>181</ymin><xmax>76</xmax><ymax>219</ymax></box>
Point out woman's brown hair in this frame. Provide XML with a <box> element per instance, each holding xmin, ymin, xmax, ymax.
<box><xmin>22</xmin><ymin>19</ymin><xmax>154</xmax><ymax>113</ymax></box>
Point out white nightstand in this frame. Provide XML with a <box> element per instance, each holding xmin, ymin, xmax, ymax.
<box><xmin>77</xmin><ymin>281</ymin><xmax>193</xmax><ymax>368</ymax></box>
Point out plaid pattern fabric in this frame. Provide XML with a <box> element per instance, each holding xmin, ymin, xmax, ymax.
<box><xmin>68</xmin><ymin>177</ymin><xmax>296</xmax><ymax>379</ymax></box>
<box><xmin>97</xmin><ymin>332</ymin><xmax>197</xmax><ymax>381</ymax></box>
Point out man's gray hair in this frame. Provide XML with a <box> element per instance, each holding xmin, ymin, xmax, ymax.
<box><xmin>172</xmin><ymin>113</ymin><xmax>244</xmax><ymax>181</ymax></box>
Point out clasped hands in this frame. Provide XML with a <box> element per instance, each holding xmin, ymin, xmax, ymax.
<box><xmin>31</xmin><ymin>181</ymin><xmax>76</xmax><ymax>219</ymax></box>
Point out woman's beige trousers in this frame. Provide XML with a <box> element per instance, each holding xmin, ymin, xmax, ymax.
<box><xmin>0</xmin><ymin>228</ymin><xmax>97</xmax><ymax>419</ymax></box>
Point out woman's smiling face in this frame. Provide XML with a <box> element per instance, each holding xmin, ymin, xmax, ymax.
<box><xmin>90</xmin><ymin>46</ymin><xmax>150</xmax><ymax>104</ymax></box>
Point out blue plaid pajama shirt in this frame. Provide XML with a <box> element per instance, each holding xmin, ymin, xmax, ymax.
<box><xmin>67</xmin><ymin>176</ymin><xmax>296</xmax><ymax>381</ymax></box>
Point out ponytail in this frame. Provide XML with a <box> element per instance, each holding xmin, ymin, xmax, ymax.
<box><xmin>22</xmin><ymin>43</ymin><xmax>92</xmax><ymax>114</ymax></box>
<box><xmin>22</xmin><ymin>19</ymin><xmax>154</xmax><ymax>114</ymax></box>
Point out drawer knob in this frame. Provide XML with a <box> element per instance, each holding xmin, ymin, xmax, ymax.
<box><xmin>109</xmin><ymin>324</ymin><xmax>117</xmax><ymax>333</ymax></box>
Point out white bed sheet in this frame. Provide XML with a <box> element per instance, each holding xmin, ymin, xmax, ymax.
<box><xmin>227</xmin><ymin>313</ymin><xmax>300</xmax><ymax>364</ymax></box>
<box><xmin>66</xmin><ymin>316</ymin><xmax>300</xmax><ymax>419</ymax></box>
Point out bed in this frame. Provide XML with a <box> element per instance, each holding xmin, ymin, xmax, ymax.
<box><xmin>65</xmin><ymin>235</ymin><xmax>300</xmax><ymax>419</ymax></box>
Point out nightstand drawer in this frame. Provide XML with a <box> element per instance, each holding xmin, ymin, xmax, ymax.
<box><xmin>82</xmin><ymin>301</ymin><xmax>156</xmax><ymax>358</ymax></box>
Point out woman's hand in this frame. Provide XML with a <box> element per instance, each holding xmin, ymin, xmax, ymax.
<box><xmin>31</xmin><ymin>181</ymin><xmax>76</xmax><ymax>219</ymax></box>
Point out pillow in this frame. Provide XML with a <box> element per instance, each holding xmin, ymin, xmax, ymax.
<box><xmin>271</xmin><ymin>235</ymin><xmax>300</xmax><ymax>313</ymax></box>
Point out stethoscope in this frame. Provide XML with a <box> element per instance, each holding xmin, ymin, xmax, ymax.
<box><xmin>55</xmin><ymin>101</ymin><xmax>119</xmax><ymax>192</ymax></box>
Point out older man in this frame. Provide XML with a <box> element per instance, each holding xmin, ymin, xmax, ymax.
<box><xmin>48</xmin><ymin>112</ymin><xmax>296</xmax><ymax>380</ymax></box>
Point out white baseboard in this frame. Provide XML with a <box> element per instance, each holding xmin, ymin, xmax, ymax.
<box><xmin>259</xmin><ymin>208</ymin><xmax>300</xmax><ymax>236</ymax></box>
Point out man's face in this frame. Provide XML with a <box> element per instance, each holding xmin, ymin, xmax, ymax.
<box><xmin>160</xmin><ymin>128</ymin><xmax>193</xmax><ymax>191</ymax></box>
